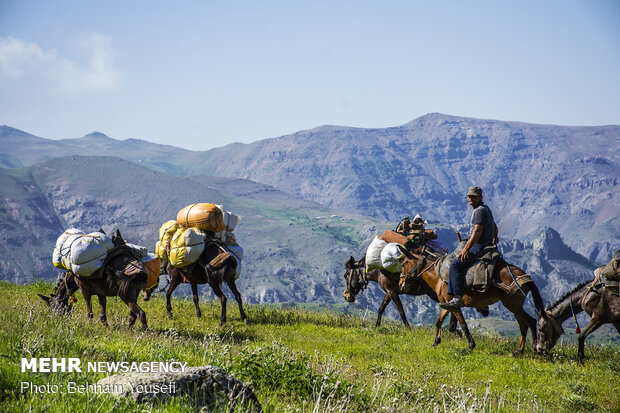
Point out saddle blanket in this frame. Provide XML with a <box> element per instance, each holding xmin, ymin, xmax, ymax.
<box><xmin>435</xmin><ymin>242</ymin><xmax>501</xmax><ymax>293</ymax></box>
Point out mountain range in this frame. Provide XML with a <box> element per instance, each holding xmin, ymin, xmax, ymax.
<box><xmin>0</xmin><ymin>113</ymin><xmax>618</xmax><ymax>323</ymax></box>
<box><xmin>2</xmin><ymin>113</ymin><xmax>617</xmax><ymax>263</ymax></box>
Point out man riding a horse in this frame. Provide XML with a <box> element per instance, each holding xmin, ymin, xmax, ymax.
<box><xmin>440</xmin><ymin>186</ymin><xmax>498</xmax><ymax>311</ymax></box>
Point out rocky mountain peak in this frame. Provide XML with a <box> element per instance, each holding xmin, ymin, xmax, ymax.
<box><xmin>82</xmin><ymin>131</ymin><xmax>113</xmax><ymax>140</ymax></box>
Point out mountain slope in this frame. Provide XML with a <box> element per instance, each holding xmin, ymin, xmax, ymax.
<box><xmin>0</xmin><ymin>156</ymin><xmax>604</xmax><ymax>324</ymax></box>
<box><xmin>191</xmin><ymin>114</ymin><xmax>619</xmax><ymax>263</ymax></box>
<box><xmin>1</xmin><ymin>114</ymin><xmax>617</xmax><ymax>263</ymax></box>
<box><xmin>0</xmin><ymin>156</ymin><xmax>383</xmax><ymax>306</ymax></box>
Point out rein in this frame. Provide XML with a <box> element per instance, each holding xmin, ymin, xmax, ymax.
<box><xmin>356</xmin><ymin>265</ymin><xmax>368</xmax><ymax>289</ymax></box>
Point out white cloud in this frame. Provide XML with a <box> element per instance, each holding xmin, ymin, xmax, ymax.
<box><xmin>0</xmin><ymin>37</ymin><xmax>54</xmax><ymax>77</ymax></box>
<box><xmin>55</xmin><ymin>33</ymin><xmax>121</xmax><ymax>95</ymax></box>
<box><xmin>0</xmin><ymin>34</ymin><xmax>121</xmax><ymax>95</ymax></box>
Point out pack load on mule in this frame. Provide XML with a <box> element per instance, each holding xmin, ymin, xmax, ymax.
<box><xmin>394</xmin><ymin>214</ymin><xmax>506</xmax><ymax>294</ymax></box>
<box><xmin>53</xmin><ymin>228</ymin><xmax>160</xmax><ymax>287</ymax></box>
<box><xmin>365</xmin><ymin>214</ymin><xmax>442</xmax><ymax>273</ymax></box>
<box><xmin>155</xmin><ymin>203</ymin><xmax>243</xmax><ymax>278</ymax></box>
<box><xmin>53</xmin><ymin>229</ymin><xmax>114</xmax><ymax>277</ymax></box>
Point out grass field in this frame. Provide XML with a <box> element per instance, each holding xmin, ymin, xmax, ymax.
<box><xmin>0</xmin><ymin>281</ymin><xmax>618</xmax><ymax>412</ymax></box>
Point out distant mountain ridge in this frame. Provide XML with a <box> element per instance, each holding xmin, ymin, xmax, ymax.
<box><xmin>0</xmin><ymin>156</ymin><xmax>384</xmax><ymax>307</ymax></box>
<box><xmin>0</xmin><ymin>155</ymin><xmax>601</xmax><ymax>324</ymax></box>
<box><xmin>1</xmin><ymin>113</ymin><xmax>618</xmax><ymax>264</ymax></box>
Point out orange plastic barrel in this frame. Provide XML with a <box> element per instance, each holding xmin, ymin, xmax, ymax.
<box><xmin>176</xmin><ymin>203</ymin><xmax>225</xmax><ymax>232</ymax></box>
<box><xmin>141</xmin><ymin>256</ymin><xmax>161</xmax><ymax>290</ymax></box>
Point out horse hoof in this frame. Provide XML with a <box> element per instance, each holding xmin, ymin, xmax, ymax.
<box><xmin>167</xmin><ymin>312</ymin><xmax>173</xmax><ymax>319</ymax></box>
<box><xmin>243</xmin><ymin>318</ymin><xmax>250</xmax><ymax>325</ymax></box>
<box><xmin>196</xmin><ymin>313</ymin><xmax>202</xmax><ymax>318</ymax></box>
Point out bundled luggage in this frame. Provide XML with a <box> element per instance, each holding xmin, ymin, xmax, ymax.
<box><xmin>141</xmin><ymin>253</ymin><xmax>161</xmax><ymax>289</ymax></box>
<box><xmin>365</xmin><ymin>236</ymin><xmax>406</xmax><ymax>274</ymax></box>
<box><xmin>53</xmin><ymin>229</ymin><xmax>114</xmax><ymax>277</ymax></box>
<box><xmin>156</xmin><ymin>203</ymin><xmax>243</xmax><ymax>273</ymax></box>
<box><xmin>177</xmin><ymin>203</ymin><xmax>225</xmax><ymax>232</ymax></box>
<box><xmin>169</xmin><ymin>227</ymin><xmax>208</xmax><ymax>268</ymax></box>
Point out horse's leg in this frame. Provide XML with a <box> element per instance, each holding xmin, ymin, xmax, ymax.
<box><xmin>376</xmin><ymin>293</ymin><xmax>392</xmax><ymax>327</ymax></box>
<box><xmin>166</xmin><ymin>275</ymin><xmax>182</xmax><ymax>318</ymax></box>
<box><xmin>577</xmin><ymin>317</ymin><xmax>604</xmax><ymax>364</ymax></box>
<box><xmin>209</xmin><ymin>279</ymin><xmax>227</xmax><ymax>326</ymax></box>
<box><xmin>191</xmin><ymin>282</ymin><xmax>201</xmax><ymax>318</ymax></box>
<box><xmin>122</xmin><ymin>298</ymin><xmax>147</xmax><ymax>330</ymax></box>
<box><xmin>453</xmin><ymin>310</ymin><xmax>475</xmax><ymax>349</ymax></box>
<box><xmin>433</xmin><ymin>309</ymin><xmax>450</xmax><ymax>346</ymax></box>
<box><xmin>501</xmin><ymin>295</ymin><xmax>536</xmax><ymax>354</ymax></box>
<box><xmin>389</xmin><ymin>291</ymin><xmax>410</xmax><ymax>328</ymax></box>
<box><xmin>127</xmin><ymin>307</ymin><xmax>137</xmax><ymax>327</ymax></box>
<box><xmin>227</xmin><ymin>279</ymin><xmax>249</xmax><ymax>324</ymax></box>
<box><xmin>97</xmin><ymin>295</ymin><xmax>107</xmax><ymax>325</ymax></box>
<box><xmin>82</xmin><ymin>289</ymin><xmax>94</xmax><ymax>319</ymax></box>
<box><xmin>447</xmin><ymin>313</ymin><xmax>462</xmax><ymax>338</ymax></box>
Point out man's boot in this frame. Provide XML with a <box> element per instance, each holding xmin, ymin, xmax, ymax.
<box><xmin>439</xmin><ymin>296</ymin><xmax>464</xmax><ymax>311</ymax></box>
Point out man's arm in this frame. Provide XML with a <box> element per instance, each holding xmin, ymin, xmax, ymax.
<box><xmin>493</xmin><ymin>222</ymin><xmax>499</xmax><ymax>245</ymax></box>
<box><xmin>458</xmin><ymin>224</ymin><xmax>483</xmax><ymax>261</ymax></box>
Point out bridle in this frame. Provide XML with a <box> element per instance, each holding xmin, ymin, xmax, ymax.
<box><xmin>543</xmin><ymin>310</ymin><xmax>565</xmax><ymax>337</ymax></box>
<box><xmin>344</xmin><ymin>261</ymin><xmax>368</xmax><ymax>298</ymax></box>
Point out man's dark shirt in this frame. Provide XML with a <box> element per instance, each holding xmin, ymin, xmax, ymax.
<box><xmin>470</xmin><ymin>203</ymin><xmax>495</xmax><ymax>246</ymax></box>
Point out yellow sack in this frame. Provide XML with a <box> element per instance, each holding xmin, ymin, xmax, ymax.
<box><xmin>155</xmin><ymin>220</ymin><xmax>182</xmax><ymax>261</ymax></box>
<box><xmin>169</xmin><ymin>227</ymin><xmax>206</xmax><ymax>267</ymax></box>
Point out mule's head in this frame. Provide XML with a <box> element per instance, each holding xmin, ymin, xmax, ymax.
<box><xmin>343</xmin><ymin>256</ymin><xmax>365</xmax><ymax>303</ymax></box>
<box><xmin>535</xmin><ymin>307</ymin><xmax>564</xmax><ymax>355</ymax></box>
<box><xmin>38</xmin><ymin>272</ymin><xmax>79</xmax><ymax>314</ymax></box>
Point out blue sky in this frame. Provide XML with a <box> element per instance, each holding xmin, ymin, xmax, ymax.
<box><xmin>1</xmin><ymin>1</ymin><xmax>619</xmax><ymax>150</ymax></box>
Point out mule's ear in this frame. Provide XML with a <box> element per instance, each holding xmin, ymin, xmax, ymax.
<box><xmin>38</xmin><ymin>294</ymin><xmax>51</xmax><ymax>305</ymax></box>
<box><xmin>545</xmin><ymin>301</ymin><xmax>551</xmax><ymax>311</ymax></box>
<box><xmin>98</xmin><ymin>227</ymin><xmax>106</xmax><ymax>235</ymax></box>
<box><xmin>346</xmin><ymin>256</ymin><xmax>355</xmax><ymax>268</ymax></box>
<box><xmin>115</xmin><ymin>229</ymin><xmax>126</xmax><ymax>244</ymax></box>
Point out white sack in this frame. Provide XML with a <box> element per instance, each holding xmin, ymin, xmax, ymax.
<box><xmin>365</xmin><ymin>237</ymin><xmax>388</xmax><ymax>272</ymax></box>
<box><xmin>126</xmin><ymin>242</ymin><xmax>148</xmax><ymax>259</ymax></box>
<box><xmin>53</xmin><ymin>228</ymin><xmax>83</xmax><ymax>270</ymax></box>
<box><xmin>381</xmin><ymin>242</ymin><xmax>404</xmax><ymax>273</ymax></box>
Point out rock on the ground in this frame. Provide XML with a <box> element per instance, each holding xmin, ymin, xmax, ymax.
<box><xmin>96</xmin><ymin>365</ymin><xmax>261</xmax><ymax>411</ymax></box>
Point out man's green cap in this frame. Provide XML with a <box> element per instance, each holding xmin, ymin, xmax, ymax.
<box><xmin>467</xmin><ymin>186</ymin><xmax>482</xmax><ymax>197</ymax></box>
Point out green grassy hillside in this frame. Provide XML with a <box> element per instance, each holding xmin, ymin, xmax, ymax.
<box><xmin>1</xmin><ymin>281</ymin><xmax>618</xmax><ymax>412</ymax></box>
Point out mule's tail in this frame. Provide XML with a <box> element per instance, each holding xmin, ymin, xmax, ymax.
<box><xmin>528</xmin><ymin>280</ymin><xmax>545</xmax><ymax>316</ymax></box>
<box><xmin>108</xmin><ymin>267</ymin><xmax>148</xmax><ymax>302</ymax></box>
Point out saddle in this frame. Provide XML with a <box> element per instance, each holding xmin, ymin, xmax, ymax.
<box><xmin>435</xmin><ymin>242</ymin><xmax>502</xmax><ymax>293</ymax></box>
<box><xmin>592</xmin><ymin>258</ymin><xmax>620</xmax><ymax>296</ymax></box>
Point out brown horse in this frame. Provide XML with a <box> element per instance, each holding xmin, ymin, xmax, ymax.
<box><xmin>344</xmin><ymin>256</ymin><xmax>465</xmax><ymax>332</ymax></box>
<box><xmin>39</xmin><ymin>230</ymin><xmax>150</xmax><ymax>329</ymax></box>
<box><xmin>147</xmin><ymin>240</ymin><xmax>249</xmax><ymax>326</ymax></box>
<box><xmin>536</xmin><ymin>279</ymin><xmax>620</xmax><ymax>363</ymax></box>
<box><xmin>400</xmin><ymin>249</ymin><xmax>545</xmax><ymax>353</ymax></box>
